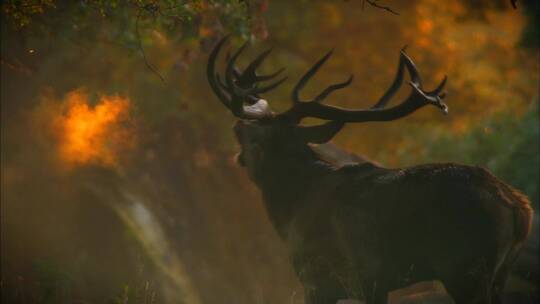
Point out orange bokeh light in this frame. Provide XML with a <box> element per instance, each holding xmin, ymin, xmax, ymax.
<box><xmin>55</xmin><ymin>90</ymin><xmax>133</xmax><ymax>168</ymax></box>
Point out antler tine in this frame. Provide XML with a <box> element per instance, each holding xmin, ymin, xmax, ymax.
<box><xmin>292</xmin><ymin>49</ymin><xmax>334</xmax><ymax>103</ymax></box>
<box><xmin>401</xmin><ymin>49</ymin><xmax>423</xmax><ymax>86</ymax></box>
<box><xmin>252</xmin><ymin>76</ymin><xmax>289</xmax><ymax>94</ymax></box>
<box><xmin>216</xmin><ymin>73</ymin><xmax>229</xmax><ymax>94</ymax></box>
<box><xmin>223</xmin><ymin>45</ymin><xmax>286</xmax><ymax>97</ymax></box>
<box><xmin>401</xmin><ymin>51</ymin><xmax>448</xmax><ymax>113</ymax></box>
<box><xmin>370</xmin><ymin>49</ymin><xmax>407</xmax><ymax>109</ymax></box>
<box><xmin>244</xmin><ymin>51</ymin><xmax>286</xmax><ymax>83</ymax></box>
<box><xmin>207</xmin><ymin>35</ymin><xmax>232</xmax><ymax>109</ymax></box>
<box><xmin>256</xmin><ymin>67</ymin><xmax>286</xmax><ymax>81</ymax></box>
<box><xmin>312</xmin><ymin>75</ymin><xmax>354</xmax><ymax>103</ymax></box>
<box><xmin>427</xmin><ymin>75</ymin><xmax>447</xmax><ymax>95</ymax></box>
<box><xmin>225</xmin><ymin>41</ymin><xmax>248</xmax><ymax>91</ymax></box>
<box><xmin>225</xmin><ymin>51</ymin><xmax>242</xmax><ymax>79</ymax></box>
<box><xmin>239</xmin><ymin>47</ymin><xmax>273</xmax><ymax>84</ymax></box>
<box><xmin>292</xmin><ymin>50</ymin><xmax>353</xmax><ymax>105</ymax></box>
<box><xmin>228</xmin><ymin>47</ymin><xmax>287</xmax><ymax>94</ymax></box>
<box><xmin>373</xmin><ymin>48</ymin><xmax>445</xmax><ymax>110</ymax></box>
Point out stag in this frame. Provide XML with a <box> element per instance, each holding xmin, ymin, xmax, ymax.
<box><xmin>206</xmin><ymin>36</ymin><xmax>532</xmax><ymax>304</ymax></box>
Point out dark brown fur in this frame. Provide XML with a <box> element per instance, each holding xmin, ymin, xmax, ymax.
<box><xmin>233</xmin><ymin>120</ymin><xmax>533</xmax><ymax>304</ymax></box>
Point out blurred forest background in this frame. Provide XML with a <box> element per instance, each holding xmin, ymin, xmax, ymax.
<box><xmin>1</xmin><ymin>0</ymin><xmax>538</xmax><ymax>303</ymax></box>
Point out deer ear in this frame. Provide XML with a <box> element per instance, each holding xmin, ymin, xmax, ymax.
<box><xmin>294</xmin><ymin>121</ymin><xmax>345</xmax><ymax>144</ymax></box>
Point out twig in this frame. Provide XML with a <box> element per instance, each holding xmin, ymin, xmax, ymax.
<box><xmin>363</xmin><ymin>0</ymin><xmax>399</xmax><ymax>15</ymax></box>
<box><xmin>135</xmin><ymin>9</ymin><xmax>166</xmax><ymax>83</ymax></box>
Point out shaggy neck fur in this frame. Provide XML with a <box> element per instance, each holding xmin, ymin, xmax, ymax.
<box><xmin>255</xmin><ymin>144</ymin><xmax>334</xmax><ymax>237</ymax></box>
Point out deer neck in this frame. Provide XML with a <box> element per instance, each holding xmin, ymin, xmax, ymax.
<box><xmin>255</xmin><ymin>147</ymin><xmax>333</xmax><ymax>236</ymax></box>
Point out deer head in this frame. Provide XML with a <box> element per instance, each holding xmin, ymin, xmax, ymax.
<box><xmin>207</xmin><ymin>35</ymin><xmax>448</xmax><ymax>182</ymax></box>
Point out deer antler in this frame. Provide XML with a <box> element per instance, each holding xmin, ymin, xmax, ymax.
<box><xmin>208</xmin><ymin>36</ymin><xmax>448</xmax><ymax>128</ymax></box>
<box><xmin>292</xmin><ymin>49</ymin><xmax>354</xmax><ymax>106</ymax></box>
<box><xmin>207</xmin><ymin>36</ymin><xmax>286</xmax><ymax>119</ymax></box>
<box><xmin>278</xmin><ymin>49</ymin><xmax>448</xmax><ymax>124</ymax></box>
